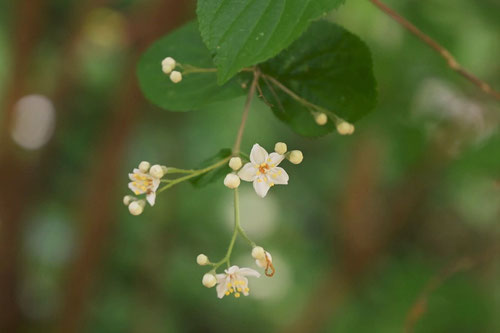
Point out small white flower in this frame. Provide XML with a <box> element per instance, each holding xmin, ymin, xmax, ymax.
<box><xmin>197</xmin><ymin>254</ymin><xmax>209</xmax><ymax>266</ymax></box>
<box><xmin>337</xmin><ymin>121</ymin><xmax>355</xmax><ymax>135</ymax></box>
<box><xmin>128</xmin><ymin>200</ymin><xmax>145</xmax><ymax>216</ymax></box>
<box><xmin>314</xmin><ymin>112</ymin><xmax>328</xmax><ymax>126</ymax></box>
<box><xmin>138</xmin><ymin>161</ymin><xmax>150</xmax><ymax>173</ymax></box>
<box><xmin>274</xmin><ymin>142</ymin><xmax>287</xmax><ymax>155</ymax></box>
<box><xmin>170</xmin><ymin>71</ymin><xmax>182</xmax><ymax>83</ymax></box>
<box><xmin>128</xmin><ymin>168</ymin><xmax>161</xmax><ymax>206</ymax></box>
<box><xmin>288</xmin><ymin>150</ymin><xmax>303</xmax><ymax>165</ymax></box>
<box><xmin>229</xmin><ymin>157</ymin><xmax>242</xmax><ymax>171</ymax></box>
<box><xmin>202</xmin><ymin>273</ymin><xmax>217</xmax><ymax>288</ymax></box>
<box><xmin>215</xmin><ymin>266</ymin><xmax>260</xmax><ymax>299</ymax></box>
<box><xmin>224</xmin><ymin>173</ymin><xmax>240</xmax><ymax>189</ymax></box>
<box><xmin>149</xmin><ymin>164</ymin><xmax>164</xmax><ymax>178</ymax></box>
<box><xmin>238</xmin><ymin>144</ymin><xmax>289</xmax><ymax>198</ymax></box>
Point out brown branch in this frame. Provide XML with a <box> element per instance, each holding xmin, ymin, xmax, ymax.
<box><xmin>369</xmin><ymin>0</ymin><xmax>500</xmax><ymax>101</ymax></box>
<box><xmin>232</xmin><ymin>69</ymin><xmax>260</xmax><ymax>154</ymax></box>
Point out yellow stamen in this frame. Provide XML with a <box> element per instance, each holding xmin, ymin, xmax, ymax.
<box><xmin>237</xmin><ymin>287</ymin><xmax>242</xmax><ymax>292</ymax></box>
<box><xmin>244</xmin><ymin>288</ymin><xmax>249</xmax><ymax>293</ymax></box>
<box><xmin>234</xmin><ymin>293</ymin><xmax>240</xmax><ymax>298</ymax></box>
<box><xmin>225</xmin><ymin>291</ymin><xmax>230</xmax><ymax>296</ymax></box>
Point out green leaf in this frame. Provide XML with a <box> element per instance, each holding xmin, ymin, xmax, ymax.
<box><xmin>197</xmin><ymin>0</ymin><xmax>345</xmax><ymax>85</ymax></box>
<box><xmin>137</xmin><ymin>21</ymin><xmax>245</xmax><ymax>111</ymax></box>
<box><xmin>189</xmin><ymin>149</ymin><xmax>232</xmax><ymax>188</ymax></box>
<box><xmin>259</xmin><ymin>21</ymin><xmax>377</xmax><ymax>137</ymax></box>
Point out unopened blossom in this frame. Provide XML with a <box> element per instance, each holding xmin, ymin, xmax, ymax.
<box><xmin>229</xmin><ymin>157</ymin><xmax>242</xmax><ymax>171</ymax></box>
<box><xmin>197</xmin><ymin>254</ymin><xmax>209</xmax><ymax>266</ymax></box>
<box><xmin>288</xmin><ymin>150</ymin><xmax>303</xmax><ymax>165</ymax></box>
<box><xmin>337</xmin><ymin>121</ymin><xmax>354</xmax><ymax>135</ymax></box>
<box><xmin>202</xmin><ymin>273</ymin><xmax>217</xmax><ymax>288</ymax></box>
<box><xmin>224</xmin><ymin>173</ymin><xmax>240</xmax><ymax>189</ymax></box>
<box><xmin>238</xmin><ymin>144</ymin><xmax>289</xmax><ymax>198</ymax></box>
<box><xmin>216</xmin><ymin>266</ymin><xmax>260</xmax><ymax>299</ymax></box>
<box><xmin>274</xmin><ymin>142</ymin><xmax>287</xmax><ymax>155</ymax></box>
<box><xmin>314</xmin><ymin>112</ymin><xmax>328</xmax><ymax>126</ymax></box>
<box><xmin>255</xmin><ymin>251</ymin><xmax>272</xmax><ymax>269</ymax></box>
<box><xmin>128</xmin><ymin>168</ymin><xmax>160</xmax><ymax>206</ymax></box>
<box><xmin>128</xmin><ymin>200</ymin><xmax>145</xmax><ymax>216</ymax></box>
<box><xmin>170</xmin><ymin>71</ymin><xmax>182</xmax><ymax>83</ymax></box>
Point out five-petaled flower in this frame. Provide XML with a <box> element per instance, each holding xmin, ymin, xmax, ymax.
<box><xmin>238</xmin><ymin>144</ymin><xmax>289</xmax><ymax>198</ymax></box>
<box><xmin>216</xmin><ymin>265</ymin><xmax>260</xmax><ymax>299</ymax></box>
<box><xmin>128</xmin><ymin>168</ymin><xmax>160</xmax><ymax>206</ymax></box>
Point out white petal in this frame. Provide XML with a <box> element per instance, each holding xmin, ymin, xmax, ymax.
<box><xmin>250</xmin><ymin>144</ymin><xmax>268</xmax><ymax>165</ymax></box>
<box><xmin>226</xmin><ymin>265</ymin><xmax>240</xmax><ymax>274</ymax></box>
<box><xmin>241</xmin><ymin>277</ymin><xmax>250</xmax><ymax>296</ymax></box>
<box><xmin>267</xmin><ymin>152</ymin><xmax>284</xmax><ymax>166</ymax></box>
<box><xmin>238</xmin><ymin>267</ymin><xmax>261</xmax><ymax>278</ymax></box>
<box><xmin>268</xmin><ymin>167</ymin><xmax>289</xmax><ymax>185</ymax></box>
<box><xmin>238</xmin><ymin>163</ymin><xmax>257</xmax><ymax>182</ymax></box>
<box><xmin>151</xmin><ymin>178</ymin><xmax>160</xmax><ymax>192</ymax></box>
<box><xmin>216</xmin><ymin>281</ymin><xmax>228</xmax><ymax>299</ymax></box>
<box><xmin>253</xmin><ymin>177</ymin><xmax>271</xmax><ymax>198</ymax></box>
<box><xmin>146</xmin><ymin>192</ymin><xmax>156</xmax><ymax>206</ymax></box>
<box><xmin>128</xmin><ymin>182</ymin><xmax>145</xmax><ymax>194</ymax></box>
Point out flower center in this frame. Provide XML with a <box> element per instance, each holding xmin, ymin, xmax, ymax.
<box><xmin>224</xmin><ymin>278</ymin><xmax>250</xmax><ymax>298</ymax></box>
<box><xmin>258</xmin><ymin>163</ymin><xmax>270</xmax><ymax>174</ymax></box>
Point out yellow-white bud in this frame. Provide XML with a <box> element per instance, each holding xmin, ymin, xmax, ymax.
<box><xmin>202</xmin><ymin>273</ymin><xmax>217</xmax><ymax>288</ymax></box>
<box><xmin>196</xmin><ymin>254</ymin><xmax>209</xmax><ymax>266</ymax></box>
<box><xmin>337</xmin><ymin>121</ymin><xmax>354</xmax><ymax>135</ymax></box>
<box><xmin>162</xmin><ymin>65</ymin><xmax>174</xmax><ymax>75</ymax></box>
<box><xmin>138</xmin><ymin>161</ymin><xmax>150</xmax><ymax>173</ymax></box>
<box><xmin>274</xmin><ymin>142</ymin><xmax>287</xmax><ymax>155</ymax></box>
<box><xmin>314</xmin><ymin>112</ymin><xmax>328</xmax><ymax>126</ymax></box>
<box><xmin>251</xmin><ymin>246</ymin><xmax>266</xmax><ymax>260</ymax></box>
<box><xmin>170</xmin><ymin>71</ymin><xmax>182</xmax><ymax>83</ymax></box>
<box><xmin>224</xmin><ymin>173</ymin><xmax>240</xmax><ymax>189</ymax></box>
<box><xmin>161</xmin><ymin>57</ymin><xmax>176</xmax><ymax>69</ymax></box>
<box><xmin>149</xmin><ymin>164</ymin><xmax>164</xmax><ymax>178</ymax></box>
<box><xmin>128</xmin><ymin>200</ymin><xmax>145</xmax><ymax>216</ymax></box>
<box><xmin>289</xmin><ymin>150</ymin><xmax>303</xmax><ymax>165</ymax></box>
<box><xmin>229</xmin><ymin>157</ymin><xmax>242</xmax><ymax>171</ymax></box>
<box><xmin>256</xmin><ymin>251</ymin><xmax>272</xmax><ymax>268</ymax></box>
<box><xmin>123</xmin><ymin>195</ymin><xmax>133</xmax><ymax>206</ymax></box>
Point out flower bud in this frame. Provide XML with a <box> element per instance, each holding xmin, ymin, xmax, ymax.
<box><xmin>256</xmin><ymin>251</ymin><xmax>273</xmax><ymax>268</ymax></box>
<box><xmin>161</xmin><ymin>166</ymin><xmax>168</xmax><ymax>175</ymax></box>
<box><xmin>149</xmin><ymin>164</ymin><xmax>164</xmax><ymax>178</ymax></box>
<box><xmin>161</xmin><ymin>56</ymin><xmax>176</xmax><ymax>69</ymax></box>
<box><xmin>123</xmin><ymin>195</ymin><xmax>134</xmax><ymax>206</ymax></box>
<box><xmin>128</xmin><ymin>200</ymin><xmax>145</xmax><ymax>216</ymax></box>
<box><xmin>314</xmin><ymin>112</ymin><xmax>328</xmax><ymax>126</ymax></box>
<box><xmin>229</xmin><ymin>157</ymin><xmax>242</xmax><ymax>171</ymax></box>
<box><xmin>138</xmin><ymin>161</ymin><xmax>150</xmax><ymax>173</ymax></box>
<box><xmin>224</xmin><ymin>173</ymin><xmax>240</xmax><ymax>189</ymax></box>
<box><xmin>274</xmin><ymin>142</ymin><xmax>287</xmax><ymax>155</ymax></box>
<box><xmin>202</xmin><ymin>273</ymin><xmax>217</xmax><ymax>288</ymax></box>
<box><xmin>197</xmin><ymin>254</ymin><xmax>209</xmax><ymax>266</ymax></box>
<box><xmin>170</xmin><ymin>71</ymin><xmax>182</xmax><ymax>83</ymax></box>
<box><xmin>288</xmin><ymin>150</ymin><xmax>303</xmax><ymax>165</ymax></box>
<box><xmin>162</xmin><ymin>65</ymin><xmax>174</xmax><ymax>75</ymax></box>
<box><xmin>251</xmin><ymin>246</ymin><xmax>266</xmax><ymax>260</ymax></box>
<box><xmin>337</xmin><ymin>121</ymin><xmax>354</xmax><ymax>135</ymax></box>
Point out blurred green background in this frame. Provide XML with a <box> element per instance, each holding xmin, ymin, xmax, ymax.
<box><xmin>0</xmin><ymin>0</ymin><xmax>499</xmax><ymax>332</ymax></box>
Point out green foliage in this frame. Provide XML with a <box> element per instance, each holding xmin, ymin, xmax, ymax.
<box><xmin>189</xmin><ymin>148</ymin><xmax>232</xmax><ymax>187</ymax></box>
<box><xmin>197</xmin><ymin>0</ymin><xmax>345</xmax><ymax>84</ymax></box>
<box><xmin>137</xmin><ymin>21</ymin><xmax>245</xmax><ymax>111</ymax></box>
<box><xmin>259</xmin><ymin>21</ymin><xmax>377</xmax><ymax>137</ymax></box>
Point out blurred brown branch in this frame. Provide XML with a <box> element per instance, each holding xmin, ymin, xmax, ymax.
<box><xmin>404</xmin><ymin>244</ymin><xmax>500</xmax><ymax>333</ymax></box>
<box><xmin>369</xmin><ymin>0</ymin><xmax>500</xmax><ymax>101</ymax></box>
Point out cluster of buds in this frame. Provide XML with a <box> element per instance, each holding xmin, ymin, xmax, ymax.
<box><xmin>124</xmin><ymin>161</ymin><xmax>167</xmax><ymax>215</ymax></box>
<box><xmin>161</xmin><ymin>56</ymin><xmax>182</xmax><ymax>83</ymax></box>
<box><xmin>336</xmin><ymin>121</ymin><xmax>355</xmax><ymax>135</ymax></box>
<box><xmin>223</xmin><ymin>142</ymin><xmax>303</xmax><ymax>197</ymax></box>
<box><xmin>197</xmin><ymin>247</ymin><xmax>273</xmax><ymax>298</ymax></box>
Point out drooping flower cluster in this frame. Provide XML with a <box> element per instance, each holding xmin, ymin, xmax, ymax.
<box><xmin>223</xmin><ymin>142</ymin><xmax>303</xmax><ymax>198</ymax></box>
<box><xmin>123</xmin><ymin>161</ymin><xmax>166</xmax><ymax>215</ymax></box>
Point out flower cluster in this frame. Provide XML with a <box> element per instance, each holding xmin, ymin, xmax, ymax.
<box><xmin>223</xmin><ymin>142</ymin><xmax>303</xmax><ymax>198</ymax></box>
<box><xmin>161</xmin><ymin>56</ymin><xmax>182</xmax><ymax>83</ymax></box>
<box><xmin>197</xmin><ymin>245</ymin><xmax>273</xmax><ymax>299</ymax></box>
<box><xmin>123</xmin><ymin>161</ymin><xmax>166</xmax><ymax>215</ymax></box>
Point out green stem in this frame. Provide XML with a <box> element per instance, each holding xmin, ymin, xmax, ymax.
<box><xmin>157</xmin><ymin>157</ymin><xmax>230</xmax><ymax>194</ymax></box>
<box><xmin>166</xmin><ymin>167</ymin><xmax>195</xmax><ymax>174</ymax></box>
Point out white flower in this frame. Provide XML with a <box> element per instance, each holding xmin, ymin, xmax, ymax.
<box><xmin>229</xmin><ymin>157</ymin><xmax>242</xmax><ymax>171</ymax></box>
<box><xmin>202</xmin><ymin>273</ymin><xmax>217</xmax><ymax>288</ymax></box>
<box><xmin>215</xmin><ymin>265</ymin><xmax>260</xmax><ymax>299</ymax></box>
<box><xmin>238</xmin><ymin>144</ymin><xmax>289</xmax><ymax>198</ymax></box>
<box><xmin>223</xmin><ymin>173</ymin><xmax>240</xmax><ymax>189</ymax></box>
<box><xmin>128</xmin><ymin>168</ymin><xmax>160</xmax><ymax>206</ymax></box>
<box><xmin>170</xmin><ymin>71</ymin><xmax>182</xmax><ymax>83</ymax></box>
